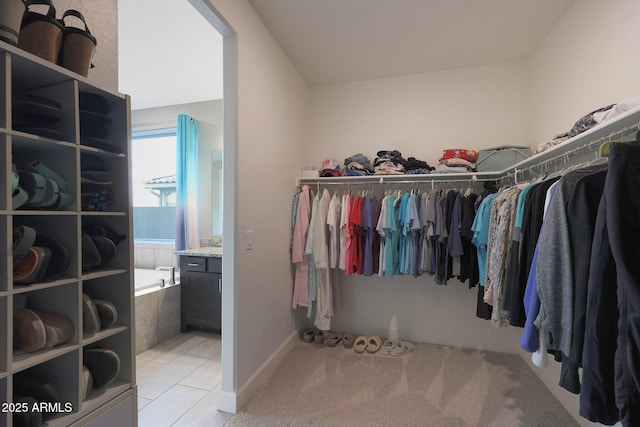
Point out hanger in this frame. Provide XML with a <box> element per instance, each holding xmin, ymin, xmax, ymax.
<box><xmin>598</xmin><ymin>130</ymin><xmax>637</xmax><ymax>157</ymax></box>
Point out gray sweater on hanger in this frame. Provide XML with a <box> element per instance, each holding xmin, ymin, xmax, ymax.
<box><xmin>534</xmin><ymin>163</ymin><xmax>607</xmax><ymax>358</ymax></box>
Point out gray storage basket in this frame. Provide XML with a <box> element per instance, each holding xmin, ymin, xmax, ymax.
<box><xmin>476</xmin><ymin>146</ymin><xmax>532</xmax><ymax>172</ymax></box>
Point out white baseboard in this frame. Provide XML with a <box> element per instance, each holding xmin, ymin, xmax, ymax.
<box><xmin>216</xmin><ymin>330</ymin><xmax>299</xmax><ymax>414</ymax></box>
<box><xmin>216</xmin><ymin>389</ymin><xmax>237</xmax><ymax>414</ymax></box>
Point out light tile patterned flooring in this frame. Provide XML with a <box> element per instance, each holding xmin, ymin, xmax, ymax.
<box><xmin>136</xmin><ymin>331</ymin><xmax>232</xmax><ymax>426</ymax></box>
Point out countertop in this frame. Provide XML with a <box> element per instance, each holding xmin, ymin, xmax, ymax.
<box><xmin>175</xmin><ymin>246</ymin><xmax>223</xmax><ymax>258</ymax></box>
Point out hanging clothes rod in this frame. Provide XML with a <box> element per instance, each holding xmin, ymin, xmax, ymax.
<box><xmin>307</xmin><ymin>177</ymin><xmax>491</xmax><ymax>186</ymax></box>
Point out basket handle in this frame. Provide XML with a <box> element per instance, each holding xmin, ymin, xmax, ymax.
<box><xmin>24</xmin><ymin>0</ymin><xmax>57</xmax><ymax>19</ymax></box>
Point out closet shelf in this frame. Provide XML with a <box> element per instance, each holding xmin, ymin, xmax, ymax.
<box><xmin>299</xmin><ymin>171</ymin><xmax>500</xmax><ymax>186</ymax></box>
<box><xmin>300</xmin><ymin>105</ymin><xmax>640</xmax><ymax>186</ymax></box>
<box><xmin>12</xmin><ymin>344</ymin><xmax>78</xmax><ymax>372</ymax></box>
<box><xmin>83</xmin><ymin>325</ymin><xmax>129</xmax><ymax>346</ymax></box>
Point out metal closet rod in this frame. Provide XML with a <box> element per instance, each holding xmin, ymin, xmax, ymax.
<box><xmin>311</xmin><ymin>178</ymin><xmax>492</xmax><ymax>186</ymax></box>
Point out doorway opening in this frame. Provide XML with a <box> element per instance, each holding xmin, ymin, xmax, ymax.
<box><xmin>118</xmin><ymin>0</ymin><xmax>237</xmax><ymax>415</ymax></box>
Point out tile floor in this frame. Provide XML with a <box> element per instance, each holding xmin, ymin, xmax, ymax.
<box><xmin>136</xmin><ymin>331</ymin><xmax>232</xmax><ymax>426</ymax></box>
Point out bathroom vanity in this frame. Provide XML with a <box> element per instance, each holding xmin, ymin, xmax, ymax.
<box><xmin>176</xmin><ymin>247</ymin><xmax>222</xmax><ymax>332</ymax></box>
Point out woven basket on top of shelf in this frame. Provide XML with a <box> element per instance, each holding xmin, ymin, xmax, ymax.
<box><xmin>475</xmin><ymin>146</ymin><xmax>532</xmax><ymax>172</ymax></box>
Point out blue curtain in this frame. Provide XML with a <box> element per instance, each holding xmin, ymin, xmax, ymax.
<box><xmin>175</xmin><ymin>114</ymin><xmax>200</xmax><ymax>251</ymax></box>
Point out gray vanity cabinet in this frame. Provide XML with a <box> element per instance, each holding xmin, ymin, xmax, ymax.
<box><xmin>180</xmin><ymin>256</ymin><xmax>222</xmax><ymax>332</ymax></box>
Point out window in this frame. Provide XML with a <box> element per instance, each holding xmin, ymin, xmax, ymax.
<box><xmin>132</xmin><ymin>129</ymin><xmax>177</xmax><ymax>241</ymax></box>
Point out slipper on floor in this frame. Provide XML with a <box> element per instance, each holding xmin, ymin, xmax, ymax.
<box><xmin>325</xmin><ymin>332</ymin><xmax>342</xmax><ymax>347</ymax></box>
<box><xmin>342</xmin><ymin>332</ymin><xmax>355</xmax><ymax>349</ymax></box>
<box><xmin>301</xmin><ymin>328</ymin><xmax>315</xmax><ymax>343</ymax></box>
<box><xmin>366</xmin><ymin>336</ymin><xmax>382</xmax><ymax>354</ymax></box>
<box><xmin>14</xmin><ymin>308</ymin><xmax>46</xmax><ymax>353</ymax></box>
<box><xmin>391</xmin><ymin>340</ymin><xmax>415</xmax><ymax>357</ymax></box>
<box><xmin>380</xmin><ymin>339</ymin><xmax>395</xmax><ymax>356</ymax></box>
<box><xmin>353</xmin><ymin>335</ymin><xmax>368</xmax><ymax>353</ymax></box>
<box><xmin>313</xmin><ymin>330</ymin><xmax>327</xmax><ymax>344</ymax></box>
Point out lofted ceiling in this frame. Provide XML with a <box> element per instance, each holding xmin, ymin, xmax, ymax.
<box><xmin>248</xmin><ymin>0</ymin><xmax>575</xmax><ymax>85</ymax></box>
<box><xmin>118</xmin><ymin>0</ymin><xmax>575</xmax><ymax>110</ymax></box>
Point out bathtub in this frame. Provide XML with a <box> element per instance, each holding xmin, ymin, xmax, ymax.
<box><xmin>134</xmin><ymin>268</ymin><xmax>181</xmax><ymax>354</ymax></box>
<box><xmin>134</xmin><ymin>268</ymin><xmax>179</xmax><ymax>294</ymax></box>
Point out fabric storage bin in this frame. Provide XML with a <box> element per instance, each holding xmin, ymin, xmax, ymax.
<box><xmin>476</xmin><ymin>146</ymin><xmax>532</xmax><ymax>172</ymax></box>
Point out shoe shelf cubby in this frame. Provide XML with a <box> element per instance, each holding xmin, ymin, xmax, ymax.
<box><xmin>1</xmin><ymin>38</ymin><xmax>135</xmax><ymax>427</ymax></box>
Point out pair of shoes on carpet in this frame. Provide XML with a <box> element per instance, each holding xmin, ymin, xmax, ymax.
<box><xmin>325</xmin><ymin>331</ymin><xmax>356</xmax><ymax>348</ymax></box>
<box><xmin>301</xmin><ymin>328</ymin><xmax>327</xmax><ymax>344</ymax></box>
<box><xmin>380</xmin><ymin>339</ymin><xmax>415</xmax><ymax>356</ymax></box>
<box><xmin>301</xmin><ymin>329</ymin><xmax>356</xmax><ymax>349</ymax></box>
<box><xmin>353</xmin><ymin>336</ymin><xmax>382</xmax><ymax>354</ymax></box>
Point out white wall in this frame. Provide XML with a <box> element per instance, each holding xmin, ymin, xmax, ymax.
<box><xmin>528</xmin><ymin>0</ymin><xmax>640</xmax><ymax>146</ymax></box>
<box><xmin>308</xmin><ymin>62</ymin><xmax>529</xmax><ymax>168</ymax></box>
<box><xmin>306</xmin><ymin>62</ymin><xmax>529</xmax><ymax>353</ymax></box>
<box><xmin>205</xmin><ymin>0</ymin><xmax>310</xmax><ymax>398</ymax></box>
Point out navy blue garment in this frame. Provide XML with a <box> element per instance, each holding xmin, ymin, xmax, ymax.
<box><xmin>606</xmin><ymin>142</ymin><xmax>640</xmax><ymax>426</ymax></box>
<box><xmin>581</xmin><ymin>142</ymin><xmax>640</xmax><ymax>426</ymax></box>
<box><xmin>559</xmin><ymin>170</ymin><xmax>606</xmax><ymax>395</ymax></box>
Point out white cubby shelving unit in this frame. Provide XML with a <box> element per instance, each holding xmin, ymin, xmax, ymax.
<box><xmin>1</xmin><ymin>40</ymin><xmax>135</xmax><ymax>427</ymax></box>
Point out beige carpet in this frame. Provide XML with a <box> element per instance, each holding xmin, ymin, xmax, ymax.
<box><xmin>227</xmin><ymin>341</ymin><xmax>578</xmax><ymax>427</ymax></box>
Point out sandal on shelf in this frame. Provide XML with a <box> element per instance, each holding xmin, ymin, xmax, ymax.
<box><xmin>325</xmin><ymin>332</ymin><xmax>342</xmax><ymax>347</ymax></box>
<box><xmin>380</xmin><ymin>339</ymin><xmax>395</xmax><ymax>356</ymax></box>
<box><xmin>353</xmin><ymin>336</ymin><xmax>368</xmax><ymax>353</ymax></box>
<box><xmin>391</xmin><ymin>340</ymin><xmax>415</xmax><ymax>357</ymax></box>
<box><xmin>366</xmin><ymin>336</ymin><xmax>382</xmax><ymax>354</ymax></box>
<box><xmin>342</xmin><ymin>332</ymin><xmax>355</xmax><ymax>349</ymax></box>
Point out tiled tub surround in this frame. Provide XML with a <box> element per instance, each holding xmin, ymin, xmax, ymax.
<box><xmin>134</xmin><ymin>242</ymin><xmax>223</xmax><ymax>354</ymax></box>
<box><xmin>135</xmin><ymin>283</ymin><xmax>181</xmax><ymax>354</ymax></box>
